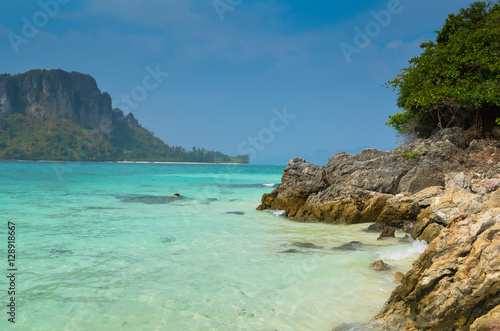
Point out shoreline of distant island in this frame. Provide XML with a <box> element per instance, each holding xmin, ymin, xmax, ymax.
<box><xmin>0</xmin><ymin>159</ymin><xmax>249</xmax><ymax>165</ymax></box>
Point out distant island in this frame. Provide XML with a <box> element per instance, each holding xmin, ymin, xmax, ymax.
<box><xmin>0</xmin><ymin>69</ymin><xmax>249</xmax><ymax>163</ymax></box>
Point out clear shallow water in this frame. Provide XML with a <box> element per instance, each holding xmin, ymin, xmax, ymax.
<box><xmin>0</xmin><ymin>162</ymin><xmax>426</xmax><ymax>330</ymax></box>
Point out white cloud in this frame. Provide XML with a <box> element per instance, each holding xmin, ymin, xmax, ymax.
<box><xmin>386</xmin><ymin>39</ymin><xmax>403</xmax><ymax>50</ymax></box>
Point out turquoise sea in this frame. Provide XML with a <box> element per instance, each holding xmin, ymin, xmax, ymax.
<box><xmin>0</xmin><ymin>162</ymin><xmax>426</xmax><ymax>330</ymax></box>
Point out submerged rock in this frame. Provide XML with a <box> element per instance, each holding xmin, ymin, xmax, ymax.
<box><xmin>332</xmin><ymin>241</ymin><xmax>365</xmax><ymax>251</ymax></box>
<box><xmin>366</xmin><ymin>222</ymin><xmax>385</xmax><ymax>232</ymax></box>
<box><xmin>278</xmin><ymin>249</ymin><xmax>300</xmax><ymax>254</ymax></box>
<box><xmin>370</xmin><ymin>260</ymin><xmax>392</xmax><ymax>271</ymax></box>
<box><xmin>50</xmin><ymin>249</ymin><xmax>73</xmax><ymax>254</ymax></box>
<box><xmin>160</xmin><ymin>236</ymin><xmax>177</xmax><ymax>243</ymax></box>
<box><xmin>291</xmin><ymin>242</ymin><xmax>324</xmax><ymax>249</ymax></box>
<box><xmin>377</xmin><ymin>226</ymin><xmax>396</xmax><ymax>240</ymax></box>
<box><xmin>120</xmin><ymin>193</ymin><xmax>183</xmax><ymax>204</ymax></box>
<box><xmin>204</xmin><ymin>198</ymin><xmax>217</xmax><ymax>203</ymax></box>
<box><xmin>226</xmin><ymin>211</ymin><xmax>245</xmax><ymax>215</ymax></box>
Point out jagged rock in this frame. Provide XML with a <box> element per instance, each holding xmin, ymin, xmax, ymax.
<box><xmin>487</xmin><ymin>188</ymin><xmax>500</xmax><ymax>209</ymax></box>
<box><xmin>373</xmin><ymin>209</ymin><xmax>500</xmax><ymax>330</ymax></box>
<box><xmin>453</xmin><ymin>172</ymin><xmax>471</xmax><ymax>189</ymax></box>
<box><xmin>360</xmin><ymin>193</ymin><xmax>391</xmax><ymax>222</ymax></box>
<box><xmin>484</xmin><ymin>178</ymin><xmax>500</xmax><ymax>193</ymax></box>
<box><xmin>429</xmin><ymin>183</ymin><xmax>486</xmax><ymax>225</ymax></box>
<box><xmin>411</xmin><ymin>217</ymin><xmax>444</xmax><ymax>243</ymax></box>
<box><xmin>469</xmin><ymin>139</ymin><xmax>496</xmax><ymax>153</ymax></box>
<box><xmin>411</xmin><ymin>217</ymin><xmax>432</xmax><ymax>238</ymax></box>
<box><xmin>398</xmin><ymin>162</ymin><xmax>446</xmax><ymax>194</ymax></box>
<box><xmin>367</xmin><ymin>222</ymin><xmax>385</xmax><ymax>232</ymax></box>
<box><xmin>394</xmin><ymin>272</ymin><xmax>404</xmax><ymax>284</ymax></box>
<box><xmin>377</xmin><ymin>195</ymin><xmax>420</xmax><ymax>226</ymax></box>
<box><xmin>377</xmin><ymin>226</ymin><xmax>396</xmax><ymax>240</ymax></box>
<box><xmin>258</xmin><ymin>129</ymin><xmax>469</xmax><ymax>225</ymax></box>
<box><xmin>418</xmin><ymin>222</ymin><xmax>443</xmax><ymax>243</ymax></box>
<box><xmin>412</xmin><ymin>186</ymin><xmax>445</xmax><ymax>208</ymax></box>
<box><xmin>370</xmin><ymin>260</ymin><xmax>392</xmax><ymax>271</ymax></box>
<box><xmin>257</xmin><ymin>157</ymin><xmax>326</xmax><ymax>217</ymax></box>
<box><xmin>470</xmin><ymin>305</ymin><xmax>500</xmax><ymax>330</ymax></box>
<box><xmin>430</xmin><ymin>127</ymin><xmax>468</xmax><ymax>149</ymax></box>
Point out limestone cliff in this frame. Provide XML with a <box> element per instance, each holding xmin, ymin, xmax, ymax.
<box><xmin>258</xmin><ymin>128</ymin><xmax>500</xmax><ymax>329</ymax></box>
<box><xmin>0</xmin><ymin>69</ymin><xmax>119</xmax><ymax>134</ymax></box>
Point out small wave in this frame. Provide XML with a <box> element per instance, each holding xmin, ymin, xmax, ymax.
<box><xmin>263</xmin><ymin>183</ymin><xmax>277</xmax><ymax>187</ymax></box>
<box><xmin>273</xmin><ymin>210</ymin><xmax>286</xmax><ymax>217</ymax></box>
<box><xmin>377</xmin><ymin>239</ymin><xmax>427</xmax><ymax>261</ymax></box>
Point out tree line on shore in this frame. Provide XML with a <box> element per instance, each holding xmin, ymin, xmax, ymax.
<box><xmin>0</xmin><ymin>113</ymin><xmax>249</xmax><ymax>163</ymax></box>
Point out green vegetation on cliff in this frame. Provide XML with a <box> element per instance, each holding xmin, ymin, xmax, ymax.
<box><xmin>0</xmin><ymin>113</ymin><xmax>249</xmax><ymax>163</ymax></box>
<box><xmin>386</xmin><ymin>1</ymin><xmax>500</xmax><ymax>137</ymax></box>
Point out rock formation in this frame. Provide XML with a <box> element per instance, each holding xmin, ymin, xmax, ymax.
<box><xmin>0</xmin><ymin>69</ymin><xmax>120</xmax><ymax>134</ymax></box>
<box><xmin>370</xmin><ymin>260</ymin><xmax>392</xmax><ymax>272</ymax></box>
<box><xmin>258</xmin><ymin>128</ymin><xmax>500</xmax><ymax>242</ymax></box>
<box><xmin>258</xmin><ymin>128</ymin><xmax>500</xmax><ymax>329</ymax></box>
<box><xmin>373</xmin><ymin>210</ymin><xmax>500</xmax><ymax>330</ymax></box>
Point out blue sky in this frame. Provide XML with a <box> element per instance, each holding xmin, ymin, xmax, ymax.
<box><xmin>0</xmin><ymin>0</ymin><xmax>475</xmax><ymax>164</ymax></box>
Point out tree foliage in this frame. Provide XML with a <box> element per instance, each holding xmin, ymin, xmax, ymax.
<box><xmin>386</xmin><ymin>1</ymin><xmax>500</xmax><ymax>137</ymax></box>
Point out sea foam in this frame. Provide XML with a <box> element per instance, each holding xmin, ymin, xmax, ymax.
<box><xmin>377</xmin><ymin>239</ymin><xmax>427</xmax><ymax>261</ymax></box>
<box><xmin>272</xmin><ymin>210</ymin><xmax>286</xmax><ymax>217</ymax></box>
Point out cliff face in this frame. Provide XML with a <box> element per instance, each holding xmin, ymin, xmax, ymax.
<box><xmin>0</xmin><ymin>69</ymin><xmax>121</xmax><ymax>134</ymax></box>
<box><xmin>258</xmin><ymin>128</ymin><xmax>500</xmax><ymax>330</ymax></box>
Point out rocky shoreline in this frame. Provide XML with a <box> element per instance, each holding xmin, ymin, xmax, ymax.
<box><xmin>257</xmin><ymin>128</ymin><xmax>500</xmax><ymax>330</ymax></box>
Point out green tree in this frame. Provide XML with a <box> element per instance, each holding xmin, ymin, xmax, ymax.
<box><xmin>386</xmin><ymin>1</ymin><xmax>500</xmax><ymax>137</ymax></box>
